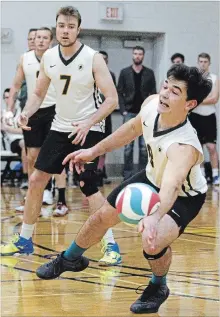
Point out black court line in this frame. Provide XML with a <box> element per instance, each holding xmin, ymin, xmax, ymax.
<box><xmin>1</xmin><ymin>264</ymin><xmax>219</xmax><ymax>302</ymax></box>
<box><xmin>184</xmin><ymin>232</ymin><xmax>217</xmax><ymax>239</ymax></box>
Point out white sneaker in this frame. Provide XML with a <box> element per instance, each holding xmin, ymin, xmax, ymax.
<box><xmin>42</xmin><ymin>190</ymin><xmax>53</xmax><ymax>205</ymax></box>
<box><xmin>53</xmin><ymin>203</ymin><xmax>69</xmax><ymax>217</ymax></box>
<box><xmin>212</xmin><ymin>176</ymin><xmax>220</xmax><ymax>186</ymax></box>
<box><xmin>15</xmin><ymin>205</ymin><xmax>24</xmax><ymax>213</ymax></box>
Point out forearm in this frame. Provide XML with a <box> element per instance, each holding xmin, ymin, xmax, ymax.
<box><xmin>5</xmin><ymin>127</ymin><xmax>22</xmax><ymax>134</ymax></box>
<box><xmin>89</xmin><ymin>97</ymin><xmax>117</xmax><ymax>127</ymax></box>
<box><xmin>155</xmin><ymin>181</ymin><xmax>180</xmax><ymax>220</ymax></box>
<box><xmin>8</xmin><ymin>86</ymin><xmax>20</xmax><ymax>112</ymax></box>
<box><xmin>93</xmin><ymin>119</ymin><xmax>141</xmax><ymax>157</ymax></box>
<box><xmin>22</xmin><ymin>93</ymin><xmax>43</xmax><ymax>118</ymax></box>
<box><xmin>201</xmin><ymin>96</ymin><xmax>218</xmax><ymax>105</ymax></box>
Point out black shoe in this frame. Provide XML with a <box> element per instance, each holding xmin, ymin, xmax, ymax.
<box><xmin>130</xmin><ymin>282</ymin><xmax>169</xmax><ymax>314</ymax></box>
<box><xmin>36</xmin><ymin>252</ymin><xmax>89</xmax><ymax>280</ymax></box>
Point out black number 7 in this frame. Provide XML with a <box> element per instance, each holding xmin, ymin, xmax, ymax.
<box><xmin>60</xmin><ymin>75</ymin><xmax>71</xmax><ymax>95</ymax></box>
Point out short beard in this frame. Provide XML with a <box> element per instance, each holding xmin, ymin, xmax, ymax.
<box><xmin>133</xmin><ymin>59</ymin><xmax>143</xmax><ymax>66</ymax></box>
<box><xmin>58</xmin><ymin>39</ymin><xmax>77</xmax><ymax>48</ymax></box>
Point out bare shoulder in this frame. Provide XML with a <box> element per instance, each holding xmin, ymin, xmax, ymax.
<box><xmin>141</xmin><ymin>94</ymin><xmax>158</xmax><ymax>109</ymax></box>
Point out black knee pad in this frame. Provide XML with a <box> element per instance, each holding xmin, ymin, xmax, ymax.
<box><xmin>79</xmin><ymin>170</ymin><xmax>99</xmax><ymax>197</ymax></box>
<box><xmin>143</xmin><ymin>247</ymin><xmax>168</xmax><ymax>260</ymax></box>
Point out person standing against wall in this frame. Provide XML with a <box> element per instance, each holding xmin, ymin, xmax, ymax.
<box><xmin>118</xmin><ymin>46</ymin><xmax>156</xmax><ymax>180</ymax></box>
<box><xmin>189</xmin><ymin>53</ymin><xmax>219</xmax><ymax>185</ymax></box>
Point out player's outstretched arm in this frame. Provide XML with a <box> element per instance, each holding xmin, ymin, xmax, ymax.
<box><xmin>156</xmin><ymin>143</ymin><xmax>199</xmax><ymax>220</ymax></box>
<box><xmin>63</xmin><ymin>114</ymin><xmax>143</xmax><ymax>168</ymax></box>
<box><xmin>21</xmin><ymin>56</ymin><xmax>51</xmax><ymax>119</ymax></box>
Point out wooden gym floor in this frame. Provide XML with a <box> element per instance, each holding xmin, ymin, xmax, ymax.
<box><xmin>1</xmin><ymin>183</ymin><xmax>219</xmax><ymax>317</ymax></box>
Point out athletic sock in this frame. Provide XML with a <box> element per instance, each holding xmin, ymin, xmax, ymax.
<box><xmin>20</xmin><ymin>223</ymin><xmax>35</xmax><ymax>240</ymax></box>
<box><xmin>58</xmin><ymin>188</ymin><xmax>66</xmax><ymax>205</ymax></box>
<box><xmin>151</xmin><ymin>273</ymin><xmax>167</xmax><ymax>285</ymax></box>
<box><xmin>64</xmin><ymin>241</ymin><xmax>87</xmax><ymax>261</ymax></box>
<box><xmin>103</xmin><ymin>228</ymin><xmax>115</xmax><ymax>244</ymax></box>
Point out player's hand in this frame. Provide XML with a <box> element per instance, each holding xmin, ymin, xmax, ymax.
<box><xmin>17</xmin><ymin>112</ymin><xmax>31</xmax><ymax>131</ymax></box>
<box><xmin>68</xmin><ymin>119</ymin><xmax>92</xmax><ymax>146</ymax></box>
<box><xmin>138</xmin><ymin>213</ymin><xmax>160</xmax><ymax>251</ymax></box>
<box><xmin>3</xmin><ymin>111</ymin><xmax>14</xmax><ymax>126</ymax></box>
<box><xmin>62</xmin><ymin>148</ymin><xmax>96</xmax><ymax>174</ymax></box>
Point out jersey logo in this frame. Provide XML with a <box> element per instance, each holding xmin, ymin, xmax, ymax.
<box><xmin>50</xmin><ymin>65</ymin><xmax>56</xmax><ymax>68</ymax></box>
<box><xmin>143</xmin><ymin>121</ymin><xmax>148</xmax><ymax>127</ymax></box>
<box><xmin>171</xmin><ymin>209</ymin><xmax>180</xmax><ymax>217</ymax></box>
<box><xmin>78</xmin><ymin>64</ymin><xmax>83</xmax><ymax>71</ymax></box>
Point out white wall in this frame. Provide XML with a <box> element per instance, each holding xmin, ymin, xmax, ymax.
<box><xmin>1</xmin><ymin>1</ymin><xmax>219</xmax><ymax>92</ymax></box>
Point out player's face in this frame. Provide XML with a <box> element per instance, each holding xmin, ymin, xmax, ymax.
<box><xmin>35</xmin><ymin>30</ymin><xmax>52</xmax><ymax>51</ymax></box>
<box><xmin>198</xmin><ymin>57</ymin><xmax>210</xmax><ymax>73</ymax></box>
<box><xmin>56</xmin><ymin>15</ymin><xmax>80</xmax><ymax>47</ymax></box>
<box><xmin>158</xmin><ymin>77</ymin><xmax>196</xmax><ymax>114</ymax></box>
<box><xmin>172</xmin><ymin>57</ymin><xmax>183</xmax><ymax>64</ymax></box>
<box><xmin>28</xmin><ymin>31</ymin><xmax>36</xmax><ymax>51</ymax></box>
<box><xmin>132</xmin><ymin>50</ymin><xmax>144</xmax><ymax>65</ymax></box>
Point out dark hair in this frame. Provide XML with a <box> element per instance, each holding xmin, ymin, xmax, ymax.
<box><xmin>37</xmin><ymin>27</ymin><xmax>53</xmax><ymax>40</ymax></box>
<box><xmin>133</xmin><ymin>46</ymin><xmax>145</xmax><ymax>54</ymax></box>
<box><xmin>171</xmin><ymin>53</ymin><xmax>185</xmax><ymax>63</ymax></box>
<box><xmin>3</xmin><ymin>88</ymin><xmax>10</xmax><ymax>99</ymax></box>
<box><xmin>167</xmin><ymin>64</ymin><xmax>212</xmax><ymax>105</ymax></box>
<box><xmin>99</xmin><ymin>50</ymin><xmax>108</xmax><ymax>58</ymax></box>
<box><xmin>198</xmin><ymin>52</ymin><xmax>211</xmax><ymax>62</ymax></box>
<box><xmin>28</xmin><ymin>28</ymin><xmax>37</xmax><ymax>34</ymax></box>
<box><xmin>56</xmin><ymin>6</ymin><xmax>81</xmax><ymax>27</ymax></box>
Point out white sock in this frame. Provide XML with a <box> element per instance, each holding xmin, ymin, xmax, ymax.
<box><xmin>212</xmin><ymin>168</ymin><xmax>219</xmax><ymax>178</ymax></box>
<box><xmin>201</xmin><ymin>167</ymin><xmax>205</xmax><ymax>176</ymax></box>
<box><xmin>103</xmin><ymin>228</ymin><xmax>115</xmax><ymax>244</ymax></box>
<box><xmin>20</xmin><ymin>223</ymin><xmax>35</xmax><ymax>240</ymax></box>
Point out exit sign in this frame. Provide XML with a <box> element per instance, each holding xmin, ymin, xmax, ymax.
<box><xmin>100</xmin><ymin>3</ymin><xmax>123</xmax><ymax>22</ymax></box>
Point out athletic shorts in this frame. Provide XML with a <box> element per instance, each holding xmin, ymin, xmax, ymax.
<box><xmin>189</xmin><ymin>112</ymin><xmax>217</xmax><ymax>145</ymax></box>
<box><xmin>10</xmin><ymin>139</ymin><xmax>22</xmax><ymax>156</ymax></box>
<box><xmin>107</xmin><ymin>170</ymin><xmax>206</xmax><ymax>235</ymax></box>
<box><xmin>35</xmin><ymin>130</ymin><xmax>103</xmax><ymax>174</ymax></box>
<box><xmin>23</xmin><ymin>105</ymin><xmax>56</xmax><ymax>148</ymax></box>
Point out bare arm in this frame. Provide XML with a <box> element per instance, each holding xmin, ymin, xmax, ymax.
<box><xmin>155</xmin><ymin>143</ymin><xmax>199</xmax><ymax>220</ymax></box>
<box><xmin>8</xmin><ymin>55</ymin><xmax>25</xmax><ymax>112</ymax></box>
<box><xmin>93</xmin><ymin>114</ymin><xmax>142</xmax><ymax>157</ymax></box>
<box><xmin>87</xmin><ymin>53</ymin><xmax>118</xmax><ymax>127</ymax></box>
<box><xmin>4</xmin><ymin>126</ymin><xmax>22</xmax><ymax>134</ymax></box>
<box><xmin>22</xmin><ymin>56</ymin><xmax>51</xmax><ymax>118</ymax></box>
<box><xmin>201</xmin><ymin>78</ymin><xmax>219</xmax><ymax>105</ymax></box>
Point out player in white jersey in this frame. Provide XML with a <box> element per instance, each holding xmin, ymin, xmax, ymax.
<box><xmin>189</xmin><ymin>53</ymin><xmax>219</xmax><ymax>185</ymax></box>
<box><xmin>0</xmin><ymin>6</ymin><xmax>121</xmax><ymax>265</ymax></box>
<box><xmin>4</xmin><ymin>27</ymin><xmax>67</xmax><ymax>212</ymax></box>
<box><xmin>36</xmin><ymin>64</ymin><xmax>212</xmax><ymax>314</ymax></box>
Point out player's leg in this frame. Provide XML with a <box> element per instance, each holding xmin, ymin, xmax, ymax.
<box><xmin>77</xmin><ymin>131</ymin><xmax>121</xmax><ymax>266</ymax></box>
<box><xmin>130</xmin><ymin>193</ymin><xmax>206</xmax><ymax>314</ymax></box>
<box><xmin>53</xmin><ymin>170</ymin><xmax>68</xmax><ymax>217</ymax></box>
<box><xmin>35</xmin><ymin>170</ymin><xmax>147</xmax><ymax>278</ymax></box>
<box><xmin>19</xmin><ymin>139</ymin><xmax>28</xmax><ymax>189</ymax></box>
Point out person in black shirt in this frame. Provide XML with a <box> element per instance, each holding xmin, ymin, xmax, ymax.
<box><xmin>118</xmin><ymin>46</ymin><xmax>156</xmax><ymax>180</ymax></box>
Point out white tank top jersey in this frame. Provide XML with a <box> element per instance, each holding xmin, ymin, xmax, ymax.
<box><xmin>22</xmin><ymin>50</ymin><xmax>56</xmax><ymax>109</ymax></box>
<box><xmin>192</xmin><ymin>73</ymin><xmax>217</xmax><ymax>116</ymax></box>
<box><xmin>43</xmin><ymin>44</ymin><xmax>105</xmax><ymax>133</ymax></box>
<box><xmin>140</xmin><ymin>96</ymin><xmax>208</xmax><ymax>197</ymax></box>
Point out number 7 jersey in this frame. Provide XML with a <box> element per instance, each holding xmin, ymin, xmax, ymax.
<box><xmin>140</xmin><ymin>96</ymin><xmax>207</xmax><ymax>197</ymax></box>
<box><xmin>43</xmin><ymin>44</ymin><xmax>104</xmax><ymax>133</ymax></box>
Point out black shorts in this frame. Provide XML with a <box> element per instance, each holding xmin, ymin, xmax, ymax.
<box><xmin>107</xmin><ymin>170</ymin><xmax>206</xmax><ymax>235</ymax></box>
<box><xmin>189</xmin><ymin>112</ymin><xmax>217</xmax><ymax>145</ymax></box>
<box><xmin>35</xmin><ymin>130</ymin><xmax>103</xmax><ymax>174</ymax></box>
<box><xmin>10</xmin><ymin>139</ymin><xmax>22</xmax><ymax>156</ymax></box>
<box><xmin>23</xmin><ymin>105</ymin><xmax>56</xmax><ymax>148</ymax></box>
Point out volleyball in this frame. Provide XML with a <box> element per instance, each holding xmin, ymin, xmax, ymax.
<box><xmin>116</xmin><ymin>183</ymin><xmax>160</xmax><ymax>226</ymax></box>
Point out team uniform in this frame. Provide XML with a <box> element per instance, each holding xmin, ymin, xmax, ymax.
<box><xmin>22</xmin><ymin>50</ymin><xmax>56</xmax><ymax>147</ymax></box>
<box><xmin>35</xmin><ymin>44</ymin><xmax>104</xmax><ymax>175</ymax></box>
<box><xmin>108</xmin><ymin>96</ymin><xmax>207</xmax><ymax>234</ymax></box>
<box><xmin>189</xmin><ymin>73</ymin><xmax>217</xmax><ymax>145</ymax></box>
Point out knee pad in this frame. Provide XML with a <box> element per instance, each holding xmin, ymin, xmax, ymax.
<box><xmin>79</xmin><ymin>170</ymin><xmax>99</xmax><ymax>197</ymax></box>
<box><xmin>143</xmin><ymin>247</ymin><xmax>168</xmax><ymax>260</ymax></box>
